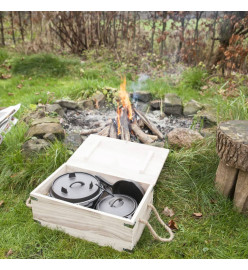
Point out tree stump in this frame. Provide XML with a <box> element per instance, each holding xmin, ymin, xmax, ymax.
<box><xmin>215</xmin><ymin>120</ymin><xmax>248</xmax><ymax>213</ymax></box>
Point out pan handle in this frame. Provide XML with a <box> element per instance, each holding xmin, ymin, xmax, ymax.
<box><xmin>139</xmin><ymin>203</ymin><xmax>174</xmax><ymax>242</ymax></box>
<box><xmin>95</xmin><ymin>175</ymin><xmax>113</xmax><ymax>188</ymax></box>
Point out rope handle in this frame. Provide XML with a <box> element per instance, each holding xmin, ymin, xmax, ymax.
<box><xmin>139</xmin><ymin>203</ymin><xmax>174</xmax><ymax>242</ymax></box>
<box><xmin>26</xmin><ymin>197</ymin><xmax>32</xmax><ymax>209</ymax></box>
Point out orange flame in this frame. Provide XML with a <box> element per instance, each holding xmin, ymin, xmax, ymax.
<box><xmin>117</xmin><ymin>101</ymin><xmax>121</xmax><ymax>136</ymax></box>
<box><xmin>119</xmin><ymin>77</ymin><xmax>133</xmax><ymax>120</ymax></box>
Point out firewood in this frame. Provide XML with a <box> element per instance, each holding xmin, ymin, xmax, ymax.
<box><xmin>130</xmin><ymin>123</ymin><xmax>153</xmax><ymax>144</ymax></box>
<box><xmin>80</xmin><ymin>120</ymin><xmax>112</xmax><ymax>136</ymax></box>
<box><xmin>147</xmin><ymin>134</ymin><xmax>158</xmax><ymax>141</ymax></box>
<box><xmin>98</xmin><ymin>125</ymin><xmax>111</xmax><ymax>137</ymax></box>
<box><xmin>109</xmin><ymin>121</ymin><xmax>118</xmax><ymax>139</ymax></box>
<box><xmin>137</xmin><ymin>118</ymin><xmax>145</xmax><ymax>129</ymax></box>
<box><xmin>120</xmin><ymin>108</ymin><xmax>130</xmax><ymax>141</ymax></box>
<box><xmin>134</xmin><ymin>108</ymin><xmax>164</xmax><ymax>140</ymax></box>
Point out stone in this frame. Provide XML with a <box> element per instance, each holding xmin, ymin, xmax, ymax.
<box><xmin>183</xmin><ymin>99</ymin><xmax>203</xmax><ymax>117</ymax></box>
<box><xmin>135</xmin><ymin>101</ymin><xmax>150</xmax><ymax>113</ymax></box>
<box><xmin>131</xmin><ymin>91</ymin><xmax>152</xmax><ymax>103</ymax></box>
<box><xmin>164</xmin><ymin>93</ymin><xmax>183</xmax><ymax>116</ymax></box>
<box><xmin>27</xmin><ymin>123</ymin><xmax>65</xmax><ymax>139</ymax></box>
<box><xmin>23</xmin><ymin>108</ymin><xmax>45</xmax><ymax>124</ymax></box>
<box><xmin>64</xmin><ymin>132</ymin><xmax>83</xmax><ymax>151</ymax></box>
<box><xmin>91</xmin><ymin>92</ymin><xmax>106</xmax><ymax>108</ymax></box>
<box><xmin>167</xmin><ymin>128</ymin><xmax>204</xmax><ymax>148</ymax></box>
<box><xmin>31</xmin><ymin>117</ymin><xmax>60</xmax><ymax>126</ymax></box>
<box><xmin>43</xmin><ymin>133</ymin><xmax>57</xmax><ymax>142</ymax></box>
<box><xmin>22</xmin><ymin>138</ymin><xmax>50</xmax><ymax>156</ymax></box>
<box><xmin>55</xmin><ymin>99</ymin><xmax>78</xmax><ymax>110</ymax></box>
<box><xmin>77</xmin><ymin>99</ymin><xmax>94</xmax><ymax>110</ymax></box>
<box><xmin>150</xmin><ymin>100</ymin><xmax>162</xmax><ymax>110</ymax></box>
<box><xmin>196</xmin><ymin>110</ymin><xmax>217</xmax><ymax>127</ymax></box>
<box><xmin>45</xmin><ymin>104</ymin><xmax>64</xmax><ymax>117</ymax></box>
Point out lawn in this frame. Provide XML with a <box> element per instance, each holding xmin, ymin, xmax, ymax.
<box><xmin>0</xmin><ymin>50</ymin><xmax>248</xmax><ymax>259</ymax></box>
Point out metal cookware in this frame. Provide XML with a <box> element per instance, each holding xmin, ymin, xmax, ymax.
<box><xmin>50</xmin><ymin>172</ymin><xmax>104</xmax><ymax>208</ymax></box>
<box><xmin>95</xmin><ymin>175</ymin><xmax>145</xmax><ymax>204</ymax></box>
<box><xmin>96</xmin><ymin>194</ymin><xmax>137</xmax><ymax>219</ymax></box>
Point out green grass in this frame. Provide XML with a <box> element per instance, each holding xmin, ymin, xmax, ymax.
<box><xmin>1</xmin><ymin>50</ymin><xmax>248</xmax><ymax>258</ymax></box>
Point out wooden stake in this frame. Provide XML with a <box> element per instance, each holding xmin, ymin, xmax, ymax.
<box><xmin>130</xmin><ymin>123</ymin><xmax>153</xmax><ymax>144</ymax></box>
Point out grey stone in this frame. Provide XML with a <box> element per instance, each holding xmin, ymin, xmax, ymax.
<box><xmin>64</xmin><ymin>132</ymin><xmax>83</xmax><ymax>151</ymax></box>
<box><xmin>91</xmin><ymin>92</ymin><xmax>105</xmax><ymax>108</ymax></box>
<box><xmin>150</xmin><ymin>99</ymin><xmax>161</xmax><ymax>110</ymax></box>
<box><xmin>78</xmin><ymin>99</ymin><xmax>94</xmax><ymax>110</ymax></box>
<box><xmin>22</xmin><ymin>138</ymin><xmax>50</xmax><ymax>156</ymax></box>
<box><xmin>31</xmin><ymin>117</ymin><xmax>60</xmax><ymax>126</ymax></box>
<box><xmin>164</xmin><ymin>93</ymin><xmax>183</xmax><ymax>116</ymax></box>
<box><xmin>167</xmin><ymin>128</ymin><xmax>204</xmax><ymax>148</ymax></box>
<box><xmin>131</xmin><ymin>91</ymin><xmax>152</xmax><ymax>103</ymax></box>
<box><xmin>183</xmin><ymin>99</ymin><xmax>203</xmax><ymax>117</ymax></box>
<box><xmin>27</xmin><ymin>122</ymin><xmax>65</xmax><ymax>139</ymax></box>
<box><xmin>45</xmin><ymin>104</ymin><xmax>64</xmax><ymax>117</ymax></box>
<box><xmin>135</xmin><ymin>101</ymin><xmax>150</xmax><ymax>113</ymax></box>
<box><xmin>196</xmin><ymin>110</ymin><xmax>217</xmax><ymax>127</ymax></box>
<box><xmin>55</xmin><ymin>99</ymin><xmax>78</xmax><ymax>109</ymax></box>
<box><xmin>23</xmin><ymin>108</ymin><xmax>45</xmax><ymax>124</ymax></box>
<box><xmin>43</xmin><ymin>133</ymin><xmax>57</xmax><ymax>142</ymax></box>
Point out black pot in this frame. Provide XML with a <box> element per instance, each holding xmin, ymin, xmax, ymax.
<box><xmin>96</xmin><ymin>194</ymin><xmax>137</xmax><ymax>219</ymax></box>
<box><xmin>49</xmin><ymin>172</ymin><xmax>104</xmax><ymax>208</ymax></box>
<box><xmin>95</xmin><ymin>175</ymin><xmax>145</xmax><ymax>204</ymax></box>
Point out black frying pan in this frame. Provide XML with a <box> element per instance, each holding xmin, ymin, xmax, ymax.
<box><xmin>95</xmin><ymin>175</ymin><xmax>145</xmax><ymax>204</ymax></box>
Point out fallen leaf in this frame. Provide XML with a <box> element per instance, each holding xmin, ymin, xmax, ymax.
<box><xmin>8</xmin><ymin>92</ymin><xmax>14</xmax><ymax>96</ymax></box>
<box><xmin>0</xmin><ymin>200</ymin><xmax>4</xmax><ymax>207</ymax></box>
<box><xmin>6</xmin><ymin>249</ymin><xmax>13</xmax><ymax>257</ymax></box>
<box><xmin>193</xmin><ymin>212</ymin><xmax>203</xmax><ymax>218</ymax></box>
<box><xmin>1</xmin><ymin>74</ymin><xmax>12</xmax><ymax>79</ymax></box>
<box><xmin>35</xmin><ymin>93</ymin><xmax>40</xmax><ymax>95</ymax></box>
<box><xmin>210</xmin><ymin>199</ymin><xmax>217</xmax><ymax>204</ymax></box>
<box><xmin>168</xmin><ymin>219</ymin><xmax>178</xmax><ymax>230</ymax></box>
<box><xmin>163</xmin><ymin>207</ymin><xmax>175</xmax><ymax>217</ymax></box>
<box><xmin>17</xmin><ymin>84</ymin><xmax>23</xmax><ymax>89</ymax></box>
<box><xmin>201</xmin><ymin>85</ymin><xmax>208</xmax><ymax>90</ymax></box>
<box><xmin>28</xmin><ymin>77</ymin><xmax>32</xmax><ymax>80</ymax></box>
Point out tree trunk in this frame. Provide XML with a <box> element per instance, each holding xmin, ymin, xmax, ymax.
<box><xmin>207</xmin><ymin>11</ymin><xmax>218</xmax><ymax>68</ymax></box>
<box><xmin>9</xmin><ymin>11</ymin><xmax>16</xmax><ymax>45</ymax></box>
<box><xmin>151</xmin><ymin>11</ymin><xmax>157</xmax><ymax>53</ymax></box>
<box><xmin>160</xmin><ymin>11</ymin><xmax>167</xmax><ymax>57</ymax></box>
<box><xmin>194</xmin><ymin>11</ymin><xmax>203</xmax><ymax>65</ymax></box>
<box><xmin>18</xmin><ymin>11</ymin><xmax>25</xmax><ymax>42</ymax></box>
<box><xmin>176</xmin><ymin>14</ymin><xmax>185</xmax><ymax>63</ymax></box>
<box><xmin>0</xmin><ymin>12</ymin><xmax>5</xmax><ymax>47</ymax></box>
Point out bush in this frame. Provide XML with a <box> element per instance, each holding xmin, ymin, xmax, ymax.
<box><xmin>181</xmin><ymin>67</ymin><xmax>208</xmax><ymax>90</ymax></box>
<box><xmin>12</xmin><ymin>53</ymin><xmax>80</xmax><ymax>77</ymax></box>
<box><xmin>0</xmin><ymin>49</ymin><xmax>8</xmax><ymax>64</ymax></box>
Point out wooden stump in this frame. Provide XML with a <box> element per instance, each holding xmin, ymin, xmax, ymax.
<box><xmin>215</xmin><ymin>120</ymin><xmax>248</xmax><ymax>213</ymax></box>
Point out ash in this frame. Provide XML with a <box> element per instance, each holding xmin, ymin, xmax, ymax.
<box><xmin>61</xmin><ymin>107</ymin><xmax>198</xmax><ymax>138</ymax></box>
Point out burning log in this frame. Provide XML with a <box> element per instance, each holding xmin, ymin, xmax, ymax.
<box><xmin>130</xmin><ymin>123</ymin><xmax>153</xmax><ymax>144</ymax></box>
<box><xmin>120</xmin><ymin>108</ymin><xmax>130</xmax><ymax>141</ymax></box>
<box><xmin>147</xmin><ymin>135</ymin><xmax>158</xmax><ymax>141</ymax></box>
<box><xmin>133</xmin><ymin>108</ymin><xmax>164</xmax><ymax>140</ymax></box>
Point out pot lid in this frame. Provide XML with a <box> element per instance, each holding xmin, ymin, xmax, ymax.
<box><xmin>50</xmin><ymin>172</ymin><xmax>101</xmax><ymax>203</ymax></box>
<box><xmin>67</xmin><ymin>134</ymin><xmax>169</xmax><ymax>186</ymax></box>
<box><xmin>96</xmin><ymin>194</ymin><xmax>137</xmax><ymax>218</ymax></box>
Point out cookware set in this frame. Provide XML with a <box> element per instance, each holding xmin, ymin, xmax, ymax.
<box><xmin>49</xmin><ymin>172</ymin><xmax>145</xmax><ymax>219</ymax></box>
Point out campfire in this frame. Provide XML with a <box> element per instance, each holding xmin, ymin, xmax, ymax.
<box><xmin>81</xmin><ymin>77</ymin><xmax>164</xmax><ymax>144</ymax></box>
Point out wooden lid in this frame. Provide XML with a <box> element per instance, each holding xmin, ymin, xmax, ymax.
<box><xmin>67</xmin><ymin>134</ymin><xmax>169</xmax><ymax>186</ymax></box>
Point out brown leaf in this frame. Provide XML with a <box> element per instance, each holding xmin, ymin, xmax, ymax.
<box><xmin>0</xmin><ymin>200</ymin><xmax>4</xmax><ymax>207</ymax></box>
<box><xmin>17</xmin><ymin>84</ymin><xmax>23</xmax><ymax>89</ymax></box>
<box><xmin>168</xmin><ymin>219</ymin><xmax>178</xmax><ymax>230</ymax></box>
<box><xmin>163</xmin><ymin>207</ymin><xmax>175</xmax><ymax>217</ymax></box>
<box><xmin>8</xmin><ymin>92</ymin><xmax>14</xmax><ymax>96</ymax></box>
<box><xmin>6</xmin><ymin>249</ymin><xmax>13</xmax><ymax>257</ymax></box>
<box><xmin>35</xmin><ymin>93</ymin><xmax>40</xmax><ymax>95</ymax></box>
<box><xmin>193</xmin><ymin>212</ymin><xmax>203</xmax><ymax>218</ymax></box>
<box><xmin>28</xmin><ymin>77</ymin><xmax>32</xmax><ymax>80</ymax></box>
<box><xmin>1</xmin><ymin>74</ymin><xmax>12</xmax><ymax>79</ymax></box>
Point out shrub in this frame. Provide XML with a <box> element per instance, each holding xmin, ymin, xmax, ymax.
<box><xmin>181</xmin><ymin>67</ymin><xmax>208</xmax><ymax>90</ymax></box>
<box><xmin>12</xmin><ymin>53</ymin><xmax>80</xmax><ymax>77</ymax></box>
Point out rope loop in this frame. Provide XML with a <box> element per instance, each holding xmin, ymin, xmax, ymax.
<box><xmin>139</xmin><ymin>203</ymin><xmax>174</xmax><ymax>242</ymax></box>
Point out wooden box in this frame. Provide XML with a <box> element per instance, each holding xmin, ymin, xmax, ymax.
<box><xmin>29</xmin><ymin>134</ymin><xmax>169</xmax><ymax>251</ymax></box>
